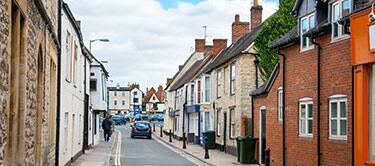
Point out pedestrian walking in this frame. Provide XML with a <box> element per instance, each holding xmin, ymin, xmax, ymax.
<box><xmin>102</xmin><ymin>114</ymin><xmax>113</xmax><ymax>142</ymax></box>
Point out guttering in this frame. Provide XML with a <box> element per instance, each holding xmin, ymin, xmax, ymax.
<box><xmin>278</xmin><ymin>48</ymin><xmax>286</xmax><ymax>166</ymax></box>
<box><xmin>55</xmin><ymin>0</ymin><xmax>62</xmax><ymax>165</ymax></box>
<box><xmin>311</xmin><ymin>38</ymin><xmax>321</xmax><ymax>166</ymax></box>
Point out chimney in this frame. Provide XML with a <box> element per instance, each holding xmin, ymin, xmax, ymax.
<box><xmin>195</xmin><ymin>39</ymin><xmax>205</xmax><ymax>52</ymax></box>
<box><xmin>250</xmin><ymin>0</ymin><xmax>263</xmax><ymax>31</ymax></box>
<box><xmin>232</xmin><ymin>14</ymin><xmax>249</xmax><ymax>43</ymax></box>
<box><xmin>75</xmin><ymin>20</ymin><xmax>81</xmax><ymax>29</ymax></box>
<box><xmin>178</xmin><ymin>65</ymin><xmax>183</xmax><ymax>71</ymax></box>
<box><xmin>167</xmin><ymin>78</ymin><xmax>173</xmax><ymax>86</ymax></box>
<box><xmin>204</xmin><ymin>45</ymin><xmax>213</xmax><ymax>56</ymax></box>
<box><xmin>212</xmin><ymin>39</ymin><xmax>227</xmax><ymax>56</ymax></box>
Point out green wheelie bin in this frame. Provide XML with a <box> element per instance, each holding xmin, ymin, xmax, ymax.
<box><xmin>236</xmin><ymin>136</ymin><xmax>258</xmax><ymax>164</ymax></box>
<box><xmin>202</xmin><ymin>130</ymin><xmax>216</xmax><ymax>149</ymax></box>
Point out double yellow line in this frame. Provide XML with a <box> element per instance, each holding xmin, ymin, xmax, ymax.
<box><xmin>114</xmin><ymin>131</ymin><xmax>122</xmax><ymax>165</ymax></box>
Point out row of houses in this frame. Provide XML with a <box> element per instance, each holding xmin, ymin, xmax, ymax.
<box><xmin>163</xmin><ymin>0</ymin><xmax>375</xmax><ymax>165</ymax></box>
<box><xmin>0</xmin><ymin>0</ymin><xmax>109</xmax><ymax>165</ymax></box>
<box><xmin>107</xmin><ymin>84</ymin><xmax>166</xmax><ymax>115</ymax></box>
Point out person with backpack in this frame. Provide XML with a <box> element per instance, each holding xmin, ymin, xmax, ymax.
<box><xmin>102</xmin><ymin>114</ymin><xmax>113</xmax><ymax>142</ymax></box>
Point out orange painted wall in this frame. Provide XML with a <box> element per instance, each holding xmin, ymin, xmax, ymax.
<box><xmin>351</xmin><ymin>8</ymin><xmax>375</xmax><ymax>66</ymax></box>
<box><xmin>351</xmin><ymin>7</ymin><xmax>375</xmax><ymax>166</ymax></box>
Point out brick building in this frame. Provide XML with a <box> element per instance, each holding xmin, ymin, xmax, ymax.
<box><xmin>0</xmin><ymin>0</ymin><xmax>59</xmax><ymax>165</ymax></box>
<box><xmin>251</xmin><ymin>0</ymin><xmax>353</xmax><ymax>165</ymax></box>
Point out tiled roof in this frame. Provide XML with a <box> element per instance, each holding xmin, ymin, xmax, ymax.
<box><xmin>169</xmin><ymin>56</ymin><xmax>211</xmax><ymax>91</ymax></box>
<box><xmin>269</xmin><ymin>26</ymin><xmax>298</xmax><ymax>49</ymax></box>
<box><xmin>204</xmin><ymin>24</ymin><xmax>263</xmax><ymax>73</ymax></box>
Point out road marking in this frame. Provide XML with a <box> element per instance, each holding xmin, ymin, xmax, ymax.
<box><xmin>114</xmin><ymin>130</ymin><xmax>122</xmax><ymax>166</ymax></box>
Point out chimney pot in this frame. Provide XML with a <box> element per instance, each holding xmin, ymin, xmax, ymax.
<box><xmin>212</xmin><ymin>39</ymin><xmax>227</xmax><ymax>57</ymax></box>
<box><xmin>195</xmin><ymin>39</ymin><xmax>205</xmax><ymax>52</ymax></box>
<box><xmin>250</xmin><ymin>0</ymin><xmax>263</xmax><ymax>31</ymax></box>
<box><xmin>232</xmin><ymin>14</ymin><xmax>249</xmax><ymax>43</ymax></box>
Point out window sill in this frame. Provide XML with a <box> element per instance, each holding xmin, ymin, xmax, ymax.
<box><xmin>65</xmin><ymin>78</ymin><xmax>71</xmax><ymax>83</ymax></box>
<box><xmin>298</xmin><ymin>134</ymin><xmax>313</xmax><ymax>138</ymax></box>
<box><xmin>331</xmin><ymin>35</ymin><xmax>350</xmax><ymax>43</ymax></box>
<box><xmin>329</xmin><ymin>136</ymin><xmax>347</xmax><ymax>141</ymax></box>
<box><xmin>300</xmin><ymin>46</ymin><xmax>315</xmax><ymax>53</ymax></box>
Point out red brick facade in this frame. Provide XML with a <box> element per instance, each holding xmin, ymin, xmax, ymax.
<box><xmin>232</xmin><ymin>14</ymin><xmax>249</xmax><ymax>43</ymax></box>
<box><xmin>253</xmin><ymin>34</ymin><xmax>353</xmax><ymax>166</ymax></box>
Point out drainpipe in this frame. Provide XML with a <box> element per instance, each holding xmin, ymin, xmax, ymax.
<box><xmin>278</xmin><ymin>48</ymin><xmax>286</xmax><ymax>166</ymax></box>
<box><xmin>311</xmin><ymin>38</ymin><xmax>321</xmax><ymax>166</ymax></box>
<box><xmin>55</xmin><ymin>0</ymin><xmax>62</xmax><ymax>165</ymax></box>
<box><xmin>254</xmin><ymin>55</ymin><xmax>260</xmax><ymax>89</ymax></box>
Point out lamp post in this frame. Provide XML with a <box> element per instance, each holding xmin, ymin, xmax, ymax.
<box><xmin>89</xmin><ymin>38</ymin><xmax>110</xmax><ymax>52</ymax></box>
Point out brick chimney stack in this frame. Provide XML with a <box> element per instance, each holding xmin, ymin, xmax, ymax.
<box><xmin>250</xmin><ymin>0</ymin><xmax>263</xmax><ymax>31</ymax></box>
<box><xmin>212</xmin><ymin>39</ymin><xmax>227</xmax><ymax>57</ymax></box>
<box><xmin>195</xmin><ymin>39</ymin><xmax>206</xmax><ymax>52</ymax></box>
<box><xmin>232</xmin><ymin>14</ymin><xmax>249</xmax><ymax>43</ymax></box>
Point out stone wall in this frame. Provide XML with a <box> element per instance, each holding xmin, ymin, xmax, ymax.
<box><xmin>0</xmin><ymin>0</ymin><xmax>58</xmax><ymax>165</ymax></box>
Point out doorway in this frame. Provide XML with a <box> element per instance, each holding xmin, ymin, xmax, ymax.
<box><xmin>259</xmin><ymin>106</ymin><xmax>266</xmax><ymax>164</ymax></box>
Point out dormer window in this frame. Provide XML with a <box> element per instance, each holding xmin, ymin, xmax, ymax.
<box><xmin>331</xmin><ymin>0</ymin><xmax>350</xmax><ymax>40</ymax></box>
<box><xmin>300</xmin><ymin>13</ymin><xmax>315</xmax><ymax>51</ymax></box>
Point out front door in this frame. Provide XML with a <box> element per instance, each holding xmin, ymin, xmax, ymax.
<box><xmin>223</xmin><ymin>112</ymin><xmax>227</xmax><ymax>152</ymax></box>
<box><xmin>259</xmin><ymin>107</ymin><xmax>266</xmax><ymax>164</ymax></box>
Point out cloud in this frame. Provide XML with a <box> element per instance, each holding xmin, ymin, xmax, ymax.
<box><xmin>64</xmin><ymin>0</ymin><xmax>278</xmax><ymax>91</ymax></box>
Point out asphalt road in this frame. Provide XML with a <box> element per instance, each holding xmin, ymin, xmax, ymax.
<box><xmin>116</xmin><ymin>124</ymin><xmax>196</xmax><ymax>166</ymax></box>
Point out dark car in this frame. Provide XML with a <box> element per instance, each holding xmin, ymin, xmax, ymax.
<box><xmin>112</xmin><ymin>115</ymin><xmax>126</xmax><ymax>125</ymax></box>
<box><xmin>131</xmin><ymin>121</ymin><xmax>152</xmax><ymax>139</ymax></box>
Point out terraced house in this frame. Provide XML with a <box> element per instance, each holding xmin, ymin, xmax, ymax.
<box><xmin>206</xmin><ymin>1</ymin><xmax>263</xmax><ymax>155</ymax></box>
<box><xmin>251</xmin><ymin>0</ymin><xmax>353</xmax><ymax>165</ymax></box>
<box><xmin>0</xmin><ymin>0</ymin><xmax>59</xmax><ymax>165</ymax></box>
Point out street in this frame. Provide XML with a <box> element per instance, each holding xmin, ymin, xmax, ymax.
<box><xmin>115</xmin><ymin>124</ymin><xmax>196</xmax><ymax>166</ymax></box>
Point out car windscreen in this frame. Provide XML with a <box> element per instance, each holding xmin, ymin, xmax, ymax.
<box><xmin>135</xmin><ymin>122</ymin><xmax>149</xmax><ymax>128</ymax></box>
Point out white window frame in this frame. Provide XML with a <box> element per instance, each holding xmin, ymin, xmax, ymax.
<box><xmin>329</xmin><ymin>95</ymin><xmax>348</xmax><ymax>140</ymax></box>
<box><xmin>122</xmin><ymin>100</ymin><xmax>125</xmax><ymax>106</ymax></box>
<box><xmin>331</xmin><ymin>0</ymin><xmax>351</xmax><ymax>41</ymax></box>
<box><xmin>230</xmin><ymin>63</ymin><xmax>236</xmax><ymax>95</ymax></box>
<box><xmin>299</xmin><ymin>98</ymin><xmax>314</xmax><ymax>137</ymax></box>
<box><xmin>204</xmin><ymin>76</ymin><xmax>211</xmax><ymax>103</ymax></box>
<box><xmin>217</xmin><ymin>69</ymin><xmax>222</xmax><ymax>98</ymax></box>
<box><xmin>300</xmin><ymin>13</ymin><xmax>315</xmax><ymax>52</ymax></box>
<box><xmin>230</xmin><ymin>109</ymin><xmax>235</xmax><ymax>139</ymax></box>
<box><xmin>278</xmin><ymin>87</ymin><xmax>284</xmax><ymax>122</ymax></box>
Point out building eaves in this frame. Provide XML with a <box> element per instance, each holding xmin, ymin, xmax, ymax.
<box><xmin>169</xmin><ymin>59</ymin><xmax>206</xmax><ymax>91</ymax></box>
<box><xmin>86</xmin><ymin>47</ymin><xmax>109</xmax><ymax>77</ymax></box>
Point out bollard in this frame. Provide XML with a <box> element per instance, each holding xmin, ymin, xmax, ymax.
<box><xmin>153</xmin><ymin>123</ymin><xmax>156</xmax><ymax>132</ymax></box>
<box><xmin>169</xmin><ymin>129</ymin><xmax>172</xmax><ymax>142</ymax></box>
<box><xmin>160</xmin><ymin>126</ymin><xmax>163</xmax><ymax>137</ymax></box>
<box><xmin>182</xmin><ymin>132</ymin><xmax>186</xmax><ymax>149</ymax></box>
<box><xmin>204</xmin><ymin>137</ymin><xmax>209</xmax><ymax>159</ymax></box>
<box><xmin>265</xmin><ymin>148</ymin><xmax>270</xmax><ymax>166</ymax></box>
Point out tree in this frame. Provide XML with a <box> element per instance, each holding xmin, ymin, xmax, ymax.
<box><xmin>254</xmin><ymin>0</ymin><xmax>296</xmax><ymax>80</ymax></box>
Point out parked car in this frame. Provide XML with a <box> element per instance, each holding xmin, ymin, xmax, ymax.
<box><xmin>112</xmin><ymin>115</ymin><xmax>126</xmax><ymax>125</ymax></box>
<box><xmin>141</xmin><ymin>114</ymin><xmax>149</xmax><ymax>121</ymax></box>
<box><xmin>131</xmin><ymin>121</ymin><xmax>152</xmax><ymax>139</ymax></box>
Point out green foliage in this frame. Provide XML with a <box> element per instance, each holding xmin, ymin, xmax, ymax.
<box><xmin>254</xmin><ymin>0</ymin><xmax>297</xmax><ymax>80</ymax></box>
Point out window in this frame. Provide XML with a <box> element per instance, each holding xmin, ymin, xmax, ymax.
<box><xmin>64</xmin><ymin>112</ymin><xmax>69</xmax><ymax>150</ymax></box>
<box><xmin>217</xmin><ymin>69</ymin><xmax>222</xmax><ymax>98</ymax></box>
<box><xmin>300</xmin><ymin>14</ymin><xmax>315</xmax><ymax>51</ymax></box>
<box><xmin>204</xmin><ymin>76</ymin><xmax>211</xmax><ymax>103</ymax></box>
<box><xmin>332</xmin><ymin>0</ymin><xmax>350</xmax><ymax>40</ymax></box>
<box><xmin>72</xmin><ymin>44</ymin><xmax>78</xmax><ymax>84</ymax></box>
<box><xmin>90</xmin><ymin>72</ymin><xmax>95</xmax><ymax>76</ymax></box>
<box><xmin>197</xmin><ymin>80</ymin><xmax>201</xmax><ymax>104</ymax></box>
<box><xmin>122</xmin><ymin>100</ymin><xmax>125</xmax><ymax>105</ymax></box>
<box><xmin>114</xmin><ymin>100</ymin><xmax>117</xmax><ymax>105</ymax></box>
<box><xmin>133</xmin><ymin>91</ymin><xmax>138</xmax><ymax>96</ymax></box>
<box><xmin>152</xmin><ymin>96</ymin><xmax>156</xmax><ymax>100</ymax></box>
<box><xmin>230</xmin><ymin>109</ymin><xmax>235</xmax><ymax>138</ymax></box>
<box><xmin>230</xmin><ymin>63</ymin><xmax>236</xmax><ymax>95</ymax></box>
<box><xmin>90</xmin><ymin>79</ymin><xmax>97</xmax><ymax>91</ymax></box>
<box><xmin>299</xmin><ymin>99</ymin><xmax>313</xmax><ymax>136</ymax></box>
<box><xmin>114</xmin><ymin>91</ymin><xmax>117</xmax><ymax>96</ymax></box>
<box><xmin>65</xmin><ymin>31</ymin><xmax>72</xmax><ymax>81</ymax></box>
<box><xmin>329</xmin><ymin>96</ymin><xmax>347</xmax><ymax>139</ymax></box>
<box><xmin>216</xmin><ymin>109</ymin><xmax>221</xmax><ymax>136</ymax></box>
<box><xmin>122</xmin><ymin>91</ymin><xmax>125</xmax><ymax>96</ymax></box>
<box><xmin>190</xmin><ymin>84</ymin><xmax>194</xmax><ymax>104</ymax></box>
<box><xmin>205</xmin><ymin>112</ymin><xmax>210</xmax><ymax>131</ymax></box>
<box><xmin>134</xmin><ymin>98</ymin><xmax>139</xmax><ymax>103</ymax></box>
<box><xmin>278</xmin><ymin>88</ymin><xmax>283</xmax><ymax>122</ymax></box>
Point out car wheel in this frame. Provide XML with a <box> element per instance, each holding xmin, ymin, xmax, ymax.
<box><xmin>131</xmin><ymin>135</ymin><xmax>134</xmax><ymax>138</ymax></box>
<box><xmin>148</xmin><ymin>135</ymin><xmax>152</xmax><ymax>139</ymax></box>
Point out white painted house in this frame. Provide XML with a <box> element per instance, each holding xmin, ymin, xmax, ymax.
<box><xmin>58</xmin><ymin>3</ymin><xmax>89</xmax><ymax>165</ymax></box>
<box><xmin>88</xmin><ymin>51</ymin><xmax>109</xmax><ymax>146</ymax></box>
<box><xmin>108</xmin><ymin>84</ymin><xmax>131</xmax><ymax>114</ymax></box>
<box><xmin>129</xmin><ymin>85</ymin><xmax>143</xmax><ymax>112</ymax></box>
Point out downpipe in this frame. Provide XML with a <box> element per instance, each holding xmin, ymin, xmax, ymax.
<box><xmin>55</xmin><ymin>0</ymin><xmax>62</xmax><ymax>165</ymax></box>
<box><xmin>278</xmin><ymin>48</ymin><xmax>286</xmax><ymax>166</ymax></box>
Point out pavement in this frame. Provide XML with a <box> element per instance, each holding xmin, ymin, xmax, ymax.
<box><xmin>152</xmin><ymin>126</ymin><xmax>259</xmax><ymax>166</ymax></box>
<box><xmin>72</xmin><ymin>131</ymin><xmax>116</xmax><ymax>166</ymax></box>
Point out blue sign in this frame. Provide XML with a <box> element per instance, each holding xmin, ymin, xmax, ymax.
<box><xmin>134</xmin><ymin>108</ymin><xmax>142</xmax><ymax>115</ymax></box>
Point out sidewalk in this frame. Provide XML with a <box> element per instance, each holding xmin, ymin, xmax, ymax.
<box><xmin>152</xmin><ymin>127</ymin><xmax>258</xmax><ymax>166</ymax></box>
<box><xmin>72</xmin><ymin>132</ymin><xmax>117</xmax><ymax>166</ymax></box>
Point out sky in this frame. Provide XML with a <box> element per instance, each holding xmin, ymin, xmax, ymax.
<box><xmin>64</xmin><ymin>0</ymin><xmax>279</xmax><ymax>91</ymax></box>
